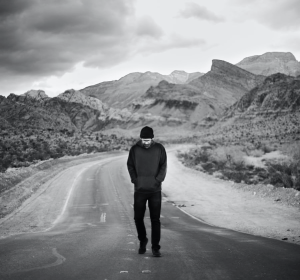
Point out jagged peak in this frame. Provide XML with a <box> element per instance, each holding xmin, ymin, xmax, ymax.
<box><xmin>211</xmin><ymin>59</ymin><xmax>256</xmax><ymax>77</ymax></box>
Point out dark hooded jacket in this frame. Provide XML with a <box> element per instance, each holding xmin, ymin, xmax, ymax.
<box><xmin>127</xmin><ymin>140</ymin><xmax>167</xmax><ymax>193</ymax></box>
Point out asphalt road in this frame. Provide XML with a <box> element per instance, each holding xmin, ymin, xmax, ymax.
<box><xmin>0</xmin><ymin>153</ymin><xmax>300</xmax><ymax>280</ymax></box>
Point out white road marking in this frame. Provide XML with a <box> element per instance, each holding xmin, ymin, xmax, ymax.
<box><xmin>53</xmin><ymin>167</ymin><xmax>89</xmax><ymax>224</ymax></box>
<box><xmin>142</xmin><ymin>270</ymin><xmax>151</xmax><ymax>274</ymax></box>
<box><xmin>120</xmin><ymin>271</ymin><xmax>128</xmax><ymax>273</ymax></box>
<box><xmin>72</xmin><ymin>204</ymin><xmax>96</xmax><ymax>208</ymax></box>
<box><xmin>100</xmin><ymin>212</ymin><xmax>106</xmax><ymax>223</ymax></box>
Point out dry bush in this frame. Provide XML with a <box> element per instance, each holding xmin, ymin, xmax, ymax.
<box><xmin>267</xmin><ymin>142</ymin><xmax>300</xmax><ymax>190</ymax></box>
<box><xmin>224</xmin><ymin>146</ymin><xmax>246</xmax><ymax>167</ymax></box>
<box><xmin>282</xmin><ymin>141</ymin><xmax>300</xmax><ymax>161</ymax></box>
<box><xmin>249</xmin><ymin>149</ymin><xmax>264</xmax><ymax>158</ymax></box>
<box><xmin>267</xmin><ymin>161</ymin><xmax>300</xmax><ymax>190</ymax></box>
<box><xmin>209</xmin><ymin>146</ymin><xmax>227</xmax><ymax>164</ymax></box>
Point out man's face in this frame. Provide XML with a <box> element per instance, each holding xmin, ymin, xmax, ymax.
<box><xmin>141</xmin><ymin>138</ymin><xmax>152</xmax><ymax>148</ymax></box>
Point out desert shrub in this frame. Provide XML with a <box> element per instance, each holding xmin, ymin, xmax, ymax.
<box><xmin>224</xmin><ymin>146</ymin><xmax>245</xmax><ymax>166</ymax></box>
<box><xmin>282</xmin><ymin>141</ymin><xmax>300</xmax><ymax>161</ymax></box>
<box><xmin>267</xmin><ymin>161</ymin><xmax>300</xmax><ymax>190</ymax></box>
<box><xmin>209</xmin><ymin>146</ymin><xmax>227</xmax><ymax>163</ymax></box>
<box><xmin>260</xmin><ymin>143</ymin><xmax>274</xmax><ymax>153</ymax></box>
<box><xmin>222</xmin><ymin>170</ymin><xmax>247</xmax><ymax>183</ymax></box>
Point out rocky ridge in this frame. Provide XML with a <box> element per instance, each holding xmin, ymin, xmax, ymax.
<box><xmin>80</xmin><ymin>70</ymin><xmax>203</xmax><ymax>109</ymax></box>
<box><xmin>236</xmin><ymin>52</ymin><xmax>300</xmax><ymax>77</ymax></box>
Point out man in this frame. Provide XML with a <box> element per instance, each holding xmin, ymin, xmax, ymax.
<box><xmin>127</xmin><ymin>126</ymin><xmax>167</xmax><ymax>257</ymax></box>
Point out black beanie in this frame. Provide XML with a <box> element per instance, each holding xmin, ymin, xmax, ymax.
<box><xmin>140</xmin><ymin>126</ymin><xmax>154</xmax><ymax>139</ymax></box>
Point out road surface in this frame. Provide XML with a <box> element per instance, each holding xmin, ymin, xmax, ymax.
<box><xmin>0</xmin><ymin>152</ymin><xmax>300</xmax><ymax>279</ymax></box>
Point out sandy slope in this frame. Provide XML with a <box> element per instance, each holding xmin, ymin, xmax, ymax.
<box><xmin>163</xmin><ymin>147</ymin><xmax>300</xmax><ymax>245</ymax></box>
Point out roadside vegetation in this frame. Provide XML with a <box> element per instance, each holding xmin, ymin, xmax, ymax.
<box><xmin>177</xmin><ymin>140</ymin><xmax>300</xmax><ymax>191</ymax></box>
<box><xmin>0</xmin><ymin>128</ymin><xmax>136</xmax><ymax>173</ymax></box>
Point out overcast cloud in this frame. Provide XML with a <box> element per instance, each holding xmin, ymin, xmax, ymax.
<box><xmin>229</xmin><ymin>0</ymin><xmax>300</xmax><ymax>30</ymax></box>
<box><xmin>0</xmin><ymin>0</ymin><xmax>136</xmax><ymax>77</ymax></box>
<box><xmin>178</xmin><ymin>2</ymin><xmax>224</xmax><ymax>22</ymax></box>
<box><xmin>0</xmin><ymin>0</ymin><xmax>299</xmax><ymax>96</ymax></box>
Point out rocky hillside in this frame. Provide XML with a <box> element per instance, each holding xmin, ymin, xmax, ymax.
<box><xmin>130</xmin><ymin>60</ymin><xmax>265</xmax><ymax>129</ymax></box>
<box><xmin>236</xmin><ymin>52</ymin><xmax>300</xmax><ymax>77</ymax></box>
<box><xmin>57</xmin><ymin>89</ymin><xmax>109</xmax><ymax>112</ymax></box>
<box><xmin>203</xmin><ymin>73</ymin><xmax>300</xmax><ymax>144</ymax></box>
<box><xmin>0</xmin><ymin>91</ymin><xmax>169</xmax><ymax>135</ymax></box>
<box><xmin>0</xmin><ymin>93</ymin><xmax>102</xmax><ymax>132</ymax></box>
<box><xmin>80</xmin><ymin>70</ymin><xmax>203</xmax><ymax>109</ymax></box>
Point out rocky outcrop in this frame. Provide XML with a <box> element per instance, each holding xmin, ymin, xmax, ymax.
<box><xmin>236</xmin><ymin>52</ymin><xmax>300</xmax><ymax>77</ymax></box>
<box><xmin>21</xmin><ymin>90</ymin><xmax>49</xmax><ymax>100</ymax></box>
<box><xmin>57</xmin><ymin>89</ymin><xmax>109</xmax><ymax>112</ymax></box>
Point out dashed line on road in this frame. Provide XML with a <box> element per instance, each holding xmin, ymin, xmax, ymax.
<box><xmin>100</xmin><ymin>213</ymin><xmax>106</xmax><ymax>223</ymax></box>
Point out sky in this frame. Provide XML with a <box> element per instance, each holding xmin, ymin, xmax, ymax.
<box><xmin>0</xmin><ymin>0</ymin><xmax>300</xmax><ymax>97</ymax></box>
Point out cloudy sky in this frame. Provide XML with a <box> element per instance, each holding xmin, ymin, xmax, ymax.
<box><xmin>1</xmin><ymin>0</ymin><xmax>300</xmax><ymax>97</ymax></box>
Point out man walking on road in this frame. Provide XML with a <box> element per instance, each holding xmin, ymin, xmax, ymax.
<box><xmin>127</xmin><ymin>126</ymin><xmax>167</xmax><ymax>257</ymax></box>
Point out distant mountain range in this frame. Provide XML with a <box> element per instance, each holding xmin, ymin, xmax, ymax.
<box><xmin>80</xmin><ymin>70</ymin><xmax>203</xmax><ymax>109</ymax></box>
<box><xmin>1</xmin><ymin>51</ymin><xmax>299</xmax><ymax>140</ymax></box>
<box><xmin>130</xmin><ymin>59</ymin><xmax>265</xmax><ymax>129</ymax></box>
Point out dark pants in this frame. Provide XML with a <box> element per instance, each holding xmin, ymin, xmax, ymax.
<box><xmin>134</xmin><ymin>191</ymin><xmax>161</xmax><ymax>250</ymax></box>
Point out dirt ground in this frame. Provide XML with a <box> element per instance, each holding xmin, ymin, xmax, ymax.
<box><xmin>0</xmin><ymin>145</ymin><xmax>299</xmax><ymax>246</ymax></box>
<box><xmin>163</xmin><ymin>146</ymin><xmax>300</xmax><ymax>245</ymax></box>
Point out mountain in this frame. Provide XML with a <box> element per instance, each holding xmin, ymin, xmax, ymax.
<box><xmin>236</xmin><ymin>52</ymin><xmax>300</xmax><ymax>77</ymax></box>
<box><xmin>205</xmin><ymin>73</ymin><xmax>300</xmax><ymax>143</ymax></box>
<box><xmin>0</xmin><ymin>91</ymin><xmax>167</xmax><ymax>134</ymax></box>
<box><xmin>130</xmin><ymin>60</ymin><xmax>265</xmax><ymax>128</ymax></box>
<box><xmin>80</xmin><ymin>70</ymin><xmax>203</xmax><ymax>109</ymax></box>
<box><xmin>21</xmin><ymin>90</ymin><xmax>49</xmax><ymax>100</ymax></box>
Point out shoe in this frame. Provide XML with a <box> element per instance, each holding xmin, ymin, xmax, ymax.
<box><xmin>138</xmin><ymin>238</ymin><xmax>148</xmax><ymax>254</ymax></box>
<box><xmin>152</xmin><ymin>248</ymin><xmax>161</xmax><ymax>257</ymax></box>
